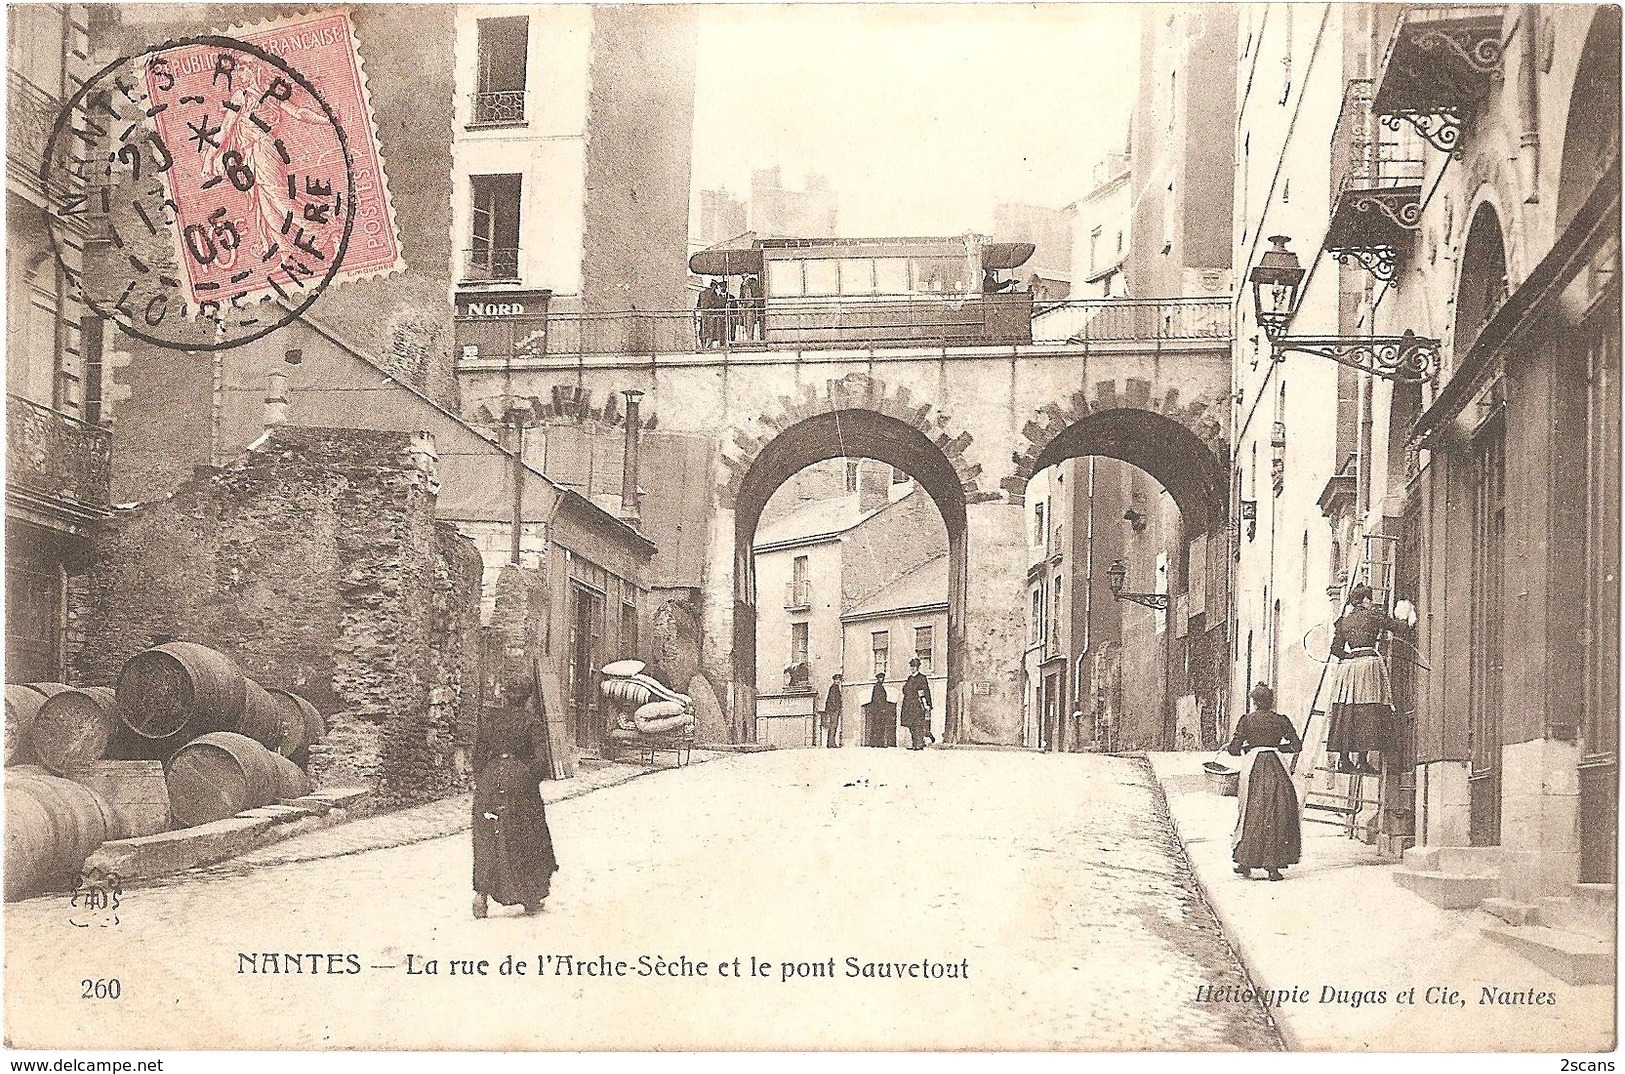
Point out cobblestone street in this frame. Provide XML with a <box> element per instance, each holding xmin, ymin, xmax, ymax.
<box><xmin>6</xmin><ymin>749</ymin><xmax>1280</xmax><ymax>1051</ymax></box>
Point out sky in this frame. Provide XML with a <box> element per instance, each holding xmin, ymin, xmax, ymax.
<box><xmin>690</xmin><ymin>4</ymin><xmax>1141</xmax><ymax>239</ymax></box>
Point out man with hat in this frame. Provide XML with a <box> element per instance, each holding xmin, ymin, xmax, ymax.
<box><xmin>821</xmin><ymin>673</ymin><xmax>843</xmax><ymax>748</ymax></box>
<box><xmin>900</xmin><ymin>657</ymin><xmax>934</xmax><ymax>750</ymax></box>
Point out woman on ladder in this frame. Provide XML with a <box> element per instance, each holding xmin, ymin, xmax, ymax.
<box><xmin>1327</xmin><ymin>585</ymin><xmax>1417</xmax><ymax>775</ymax></box>
<box><xmin>1226</xmin><ymin>683</ymin><xmax>1303</xmax><ymax>881</ymax></box>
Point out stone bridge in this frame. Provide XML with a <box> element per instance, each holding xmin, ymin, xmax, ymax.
<box><xmin>458</xmin><ymin>309</ymin><xmax>1232</xmax><ymax>744</ymax></box>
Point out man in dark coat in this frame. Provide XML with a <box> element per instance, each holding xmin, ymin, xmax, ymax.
<box><xmin>821</xmin><ymin>673</ymin><xmax>843</xmax><ymax>748</ymax></box>
<box><xmin>900</xmin><ymin>657</ymin><xmax>934</xmax><ymax>750</ymax></box>
<box><xmin>863</xmin><ymin>673</ymin><xmax>896</xmax><ymax>747</ymax></box>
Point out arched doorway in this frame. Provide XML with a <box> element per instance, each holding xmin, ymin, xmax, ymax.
<box><xmin>1451</xmin><ymin>201</ymin><xmax>1512</xmax><ymax>847</ymax></box>
<box><xmin>731</xmin><ymin>409</ymin><xmax>970</xmax><ymax>744</ymax></box>
<box><xmin>1453</xmin><ymin>204</ymin><xmax>1509</xmax><ymax>362</ymax></box>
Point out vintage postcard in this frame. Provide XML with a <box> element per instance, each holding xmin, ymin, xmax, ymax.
<box><xmin>2</xmin><ymin>0</ymin><xmax>1619</xmax><ymax>1059</ymax></box>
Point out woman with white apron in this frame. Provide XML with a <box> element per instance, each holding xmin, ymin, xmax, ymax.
<box><xmin>1225</xmin><ymin>683</ymin><xmax>1304</xmax><ymax>881</ymax></box>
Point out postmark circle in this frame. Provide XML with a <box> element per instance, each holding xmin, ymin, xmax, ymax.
<box><xmin>41</xmin><ymin>34</ymin><xmax>357</xmax><ymax>352</ymax></box>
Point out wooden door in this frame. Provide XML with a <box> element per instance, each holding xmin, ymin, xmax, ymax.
<box><xmin>1580</xmin><ymin>296</ymin><xmax>1620</xmax><ymax>882</ymax></box>
<box><xmin>1468</xmin><ymin>420</ymin><xmax>1505</xmax><ymax>847</ymax></box>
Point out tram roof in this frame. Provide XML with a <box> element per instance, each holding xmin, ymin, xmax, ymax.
<box><xmin>688</xmin><ymin>235</ymin><xmax>1035</xmax><ymax>276</ymax></box>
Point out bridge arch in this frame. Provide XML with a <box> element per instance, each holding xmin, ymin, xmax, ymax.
<box><xmin>1005</xmin><ymin>377</ymin><xmax>1230</xmax><ymax>530</ymax></box>
<box><xmin>726</xmin><ymin>374</ymin><xmax>977</xmax><ymax>742</ymax></box>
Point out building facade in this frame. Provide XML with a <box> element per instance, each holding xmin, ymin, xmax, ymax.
<box><xmin>1229</xmin><ymin>3</ymin><xmax>1620</xmax><ymax>916</ymax></box>
<box><xmin>748</xmin><ymin>166</ymin><xmax>839</xmax><ymax>238</ymax></box>
<box><xmin>451</xmin><ymin>5</ymin><xmax>698</xmax><ymax>365</ymax></box>
<box><xmin>5</xmin><ymin>5</ymin><xmax>107</xmax><ymax>685</ymax></box>
<box><xmin>1069</xmin><ymin>153</ymin><xmax>1133</xmax><ymax>299</ymax></box>
<box><xmin>752</xmin><ymin>473</ymin><xmax>948</xmax><ymax>746</ymax></box>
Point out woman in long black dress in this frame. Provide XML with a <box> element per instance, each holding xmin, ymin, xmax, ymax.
<box><xmin>471</xmin><ymin>654</ymin><xmax>558</xmax><ymax>919</ymax></box>
<box><xmin>1225</xmin><ymin>682</ymin><xmax>1303</xmax><ymax>881</ymax></box>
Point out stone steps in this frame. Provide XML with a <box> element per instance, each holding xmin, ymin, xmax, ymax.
<box><xmin>1393</xmin><ymin>867</ymin><xmax>1499</xmax><ymax>908</ymax></box>
<box><xmin>1481</xmin><ymin>922</ymin><xmax>1615</xmax><ymax>986</ymax></box>
<box><xmin>1538</xmin><ymin>883</ymin><xmax>1617</xmax><ymax>941</ymax></box>
<box><xmin>80</xmin><ymin>787</ymin><xmax>372</xmax><ymax>885</ymax></box>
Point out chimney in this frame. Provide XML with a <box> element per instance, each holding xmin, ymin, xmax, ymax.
<box><xmin>265</xmin><ymin>370</ymin><xmax>290</xmax><ymax>428</ymax></box>
<box><xmin>857</xmin><ymin>460</ymin><xmax>888</xmax><ymax>514</ymax></box>
<box><xmin>620</xmin><ymin>389</ymin><xmax>643</xmax><ymax>524</ymax></box>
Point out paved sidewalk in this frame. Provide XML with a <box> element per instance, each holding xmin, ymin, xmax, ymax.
<box><xmin>219</xmin><ymin>751</ymin><xmax>722</xmax><ymax>872</ymax></box>
<box><xmin>1146</xmin><ymin>752</ymin><xmax>1614</xmax><ymax>1052</ymax></box>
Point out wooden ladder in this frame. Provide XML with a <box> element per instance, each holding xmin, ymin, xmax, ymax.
<box><xmin>1291</xmin><ymin>545</ymin><xmax>1382</xmax><ymax>839</ymax></box>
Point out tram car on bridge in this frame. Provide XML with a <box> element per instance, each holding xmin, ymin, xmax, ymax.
<box><xmin>688</xmin><ymin>234</ymin><xmax>1037</xmax><ymax>347</ymax></box>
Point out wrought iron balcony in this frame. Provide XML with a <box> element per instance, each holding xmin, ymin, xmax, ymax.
<box><xmin>463</xmin><ymin>246</ymin><xmax>521</xmax><ymax>282</ymax></box>
<box><xmin>5</xmin><ymin>393</ymin><xmax>111</xmax><ymax>533</ymax></box>
<box><xmin>1325</xmin><ymin>78</ymin><xmax>1426</xmax><ymax>283</ymax></box>
<box><xmin>468</xmin><ymin>90</ymin><xmax>527</xmax><ymax>128</ymax></box>
<box><xmin>785</xmin><ymin>580</ymin><xmax>812</xmax><ymax>610</ymax></box>
<box><xmin>784</xmin><ymin>661</ymin><xmax>812</xmax><ymax>690</ymax></box>
<box><xmin>1372</xmin><ymin>6</ymin><xmax>1507</xmax><ymax>157</ymax></box>
<box><xmin>8</xmin><ymin>71</ymin><xmax>59</xmax><ymax>200</ymax></box>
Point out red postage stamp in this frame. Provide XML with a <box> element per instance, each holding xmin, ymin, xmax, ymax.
<box><xmin>141</xmin><ymin>10</ymin><xmax>403</xmax><ymax>313</ymax></box>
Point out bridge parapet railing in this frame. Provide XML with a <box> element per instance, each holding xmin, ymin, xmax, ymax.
<box><xmin>455</xmin><ymin>295</ymin><xmax>1231</xmax><ymax>363</ymax></box>
<box><xmin>1030</xmin><ymin>297</ymin><xmax>1230</xmax><ymax>344</ymax></box>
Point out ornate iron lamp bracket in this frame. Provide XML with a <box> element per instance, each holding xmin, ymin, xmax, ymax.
<box><xmin>1112</xmin><ymin>591</ymin><xmax>1169</xmax><ymax>612</ymax></box>
<box><xmin>1327</xmin><ymin>244</ymin><xmax>1399</xmax><ymax>283</ymax></box>
<box><xmin>1382</xmin><ymin>110</ymin><xmax>1464</xmax><ymax>158</ymax></box>
<box><xmin>1271</xmin><ymin>332</ymin><xmax>1440</xmax><ymax>385</ymax></box>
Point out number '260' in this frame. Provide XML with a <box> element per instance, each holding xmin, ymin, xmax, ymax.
<box><xmin>81</xmin><ymin>978</ymin><xmax>121</xmax><ymax>999</ymax></box>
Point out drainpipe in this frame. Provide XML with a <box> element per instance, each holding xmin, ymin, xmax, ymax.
<box><xmin>1519</xmin><ymin>5</ymin><xmax>1541</xmax><ymax>204</ymax></box>
<box><xmin>620</xmin><ymin>389</ymin><xmax>643</xmax><ymax>524</ymax></box>
<box><xmin>505</xmin><ymin>408</ymin><xmax>528</xmax><ymax>566</ymax></box>
<box><xmin>264</xmin><ymin>370</ymin><xmax>289</xmax><ymax>428</ymax></box>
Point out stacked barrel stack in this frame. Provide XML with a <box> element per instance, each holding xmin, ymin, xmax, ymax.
<box><xmin>2</xmin><ymin>642</ymin><xmax>329</xmax><ymax>901</ymax></box>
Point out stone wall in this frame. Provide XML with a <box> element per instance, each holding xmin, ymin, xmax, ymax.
<box><xmin>71</xmin><ymin>427</ymin><xmax>482</xmax><ymax>805</ymax></box>
<box><xmin>840</xmin><ymin>490</ymin><xmax>950</xmax><ymax>610</ymax></box>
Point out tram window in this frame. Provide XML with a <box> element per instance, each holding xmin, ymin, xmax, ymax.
<box><xmin>874</xmin><ymin>258</ymin><xmax>910</xmax><ymax>294</ymax></box>
<box><xmin>911</xmin><ymin>257</ymin><xmax>965</xmax><ymax>293</ymax></box>
<box><xmin>804</xmin><ymin>259</ymin><xmax>839</xmax><ymax>297</ymax></box>
<box><xmin>838</xmin><ymin>259</ymin><xmax>875</xmax><ymax>295</ymax></box>
<box><xmin>767</xmin><ymin>259</ymin><xmax>803</xmax><ymax>297</ymax></box>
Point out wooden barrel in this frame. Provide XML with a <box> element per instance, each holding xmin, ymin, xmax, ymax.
<box><xmin>31</xmin><ymin>687</ymin><xmax>117</xmax><ymax>775</ymax></box>
<box><xmin>266</xmin><ymin>690</ymin><xmax>324</xmax><ymax>765</ymax></box>
<box><xmin>165</xmin><ymin>732</ymin><xmax>282</xmax><ymax>828</ymax></box>
<box><xmin>116</xmin><ymin>643</ymin><xmax>246</xmax><ymax>742</ymax></box>
<box><xmin>5</xmin><ymin>686</ymin><xmax>48</xmax><ymax>766</ymax></box>
<box><xmin>4</xmin><ymin>770</ymin><xmax>116</xmax><ymax>900</ymax></box>
<box><xmin>235</xmin><ymin>679</ymin><xmax>299</xmax><ymax>755</ymax></box>
<box><xmin>62</xmin><ymin>760</ymin><xmax>169</xmax><ymax>838</ymax></box>
<box><xmin>266</xmin><ymin>752</ymin><xmax>312</xmax><ymax>800</ymax></box>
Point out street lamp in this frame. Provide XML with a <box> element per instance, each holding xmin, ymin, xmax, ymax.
<box><xmin>1246</xmin><ymin>235</ymin><xmax>1441</xmax><ymax>385</ymax></box>
<box><xmin>1107</xmin><ymin>559</ymin><xmax>1168</xmax><ymax>611</ymax></box>
<box><xmin>1250</xmin><ymin>236</ymin><xmax>1305</xmax><ymax>340</ymax></box>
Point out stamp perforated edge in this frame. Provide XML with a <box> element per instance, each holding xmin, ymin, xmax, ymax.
<box><xmin>222</xmin><ymin>8</ymin><xmax>408</xmax><ymax>291</ymax></box>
